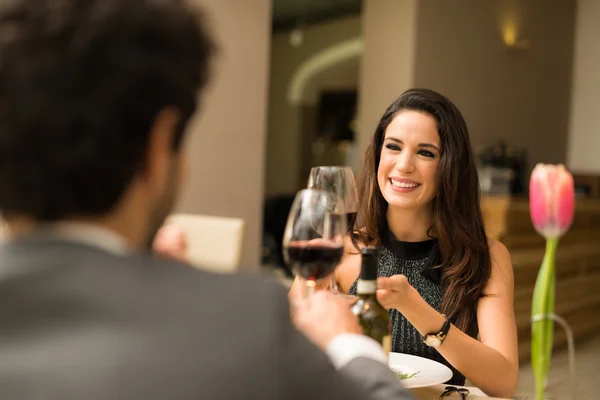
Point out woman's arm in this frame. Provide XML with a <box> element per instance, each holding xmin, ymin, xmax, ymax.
<box><xmin>377</xmin><ymin>240</ymin><xmax>518</xmax><ymax>398</ymax></box>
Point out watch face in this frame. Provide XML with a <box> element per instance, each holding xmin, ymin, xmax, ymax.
<box><xmin>425</xmin><ymin>335</ymin><xmax>442</xmax><ymax>348</ymax></box>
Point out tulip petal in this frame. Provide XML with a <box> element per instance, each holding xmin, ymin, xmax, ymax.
<box><xmin>530</xmin><ymin>165</ymin><xmax>551</xmax><ymax>236</ymax></box>
<box><xmin>556</xmin><ymin>168</ymin><xmax>575</xmax><ymax>232</ymax></box>
<box><xmin>529</xmin><ymin>164</ymin><xmax>575</xmax><ymax>238</ymax></box>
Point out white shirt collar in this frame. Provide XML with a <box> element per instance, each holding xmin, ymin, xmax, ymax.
<box><xmin>33</xmin><ymin>222</ymin><xmax>131</xmax><ymax>255</ymax></box>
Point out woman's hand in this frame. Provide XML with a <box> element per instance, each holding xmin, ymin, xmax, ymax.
<box><xmin>376</xmin><ymin>275</ymin><xmax>413</xmax><ymax>310</ymax></box>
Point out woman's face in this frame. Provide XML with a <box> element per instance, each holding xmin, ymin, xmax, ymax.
<box><xmin>377</xmin><ymin>110</ymin><xmax>441</xmax><ymax>212</ymax></box>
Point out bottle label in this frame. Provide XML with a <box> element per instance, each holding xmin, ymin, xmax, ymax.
<box><xmin>356</xmin><ymin>279</ymin><xmax>377</xmax><ymax>294</ymax></box>
<box><xmin>382</xmin><ymin>334</ymin><xmax>391</xmax><ymax>354</ymax></box>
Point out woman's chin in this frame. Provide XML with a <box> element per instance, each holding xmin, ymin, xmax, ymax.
<box><xmin>384</xmin><ymin>194</ymin><xmax>431</xmax><ymax>211</ymax></box>
<box><xmin>385</xmin><ymin>196</ymin><xmax>417</xmax><ymax>209</ymax></box>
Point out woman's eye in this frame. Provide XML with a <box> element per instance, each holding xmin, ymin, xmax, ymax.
<box><xmin>418</xmin><ymin>149</ymin><xmax>435</xmax><ymax>158</ymax></box>
<box><xmin>386</xmin><ymin>143</ymin><xmax>400</xmax><ymax>151</ymax></box>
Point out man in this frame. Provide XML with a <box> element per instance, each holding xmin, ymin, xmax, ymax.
<box><xmin>152</xmin><ymin>225</ymin><xmax>188</xmax><ymax>262</ymax></box>
<box><xmin>0</xmin><ymin>1</ymin><xmax>413</xmax><ymax>399</ymax></box>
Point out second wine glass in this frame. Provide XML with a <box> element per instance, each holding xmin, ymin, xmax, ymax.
<box><xmin>307</xmin><ymin>166</ymin><xmax>358</xmax><ymax>294</ymax></box>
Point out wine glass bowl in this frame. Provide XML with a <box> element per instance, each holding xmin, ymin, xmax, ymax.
<box><xmin>307</xmin><ymin>166</ymin><xmax>358</xmax><ymax>234</ymax></box>
<box><xmin>283</xmin><ymin>189</ymin><xmax>347</xmax><ymax>298</ymax></box>
<box><xmin>307</xmin><ymin>166</ymin><xmax>359</xmax><ymax>293</ymax></box>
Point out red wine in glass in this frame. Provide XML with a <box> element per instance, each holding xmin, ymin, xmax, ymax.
<box><xmin>285</xmin><ymin>242</ymin><xmax>344</xmax><ymax>281</ymax></box>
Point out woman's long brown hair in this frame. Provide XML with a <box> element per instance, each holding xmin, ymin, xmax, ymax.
<box><xmin>355</xmin><ymin>88</ymin><xmax>491</xmax><ymax>337</ymax></box>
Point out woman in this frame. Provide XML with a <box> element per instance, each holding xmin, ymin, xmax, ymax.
<box><xmin>290</xmin><ymin>88</ymin><xmax>518</xmax><ymax>398</ymax></box>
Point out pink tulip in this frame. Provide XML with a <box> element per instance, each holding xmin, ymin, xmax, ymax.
<box><xmin>529</xmin><ymin>164</ymin><xmax>576</xmax><ymax>399</ymax></box>
<box><xmin>529</xmin><ymin>164</ymin><xmax>575</xmax><ymax>238</ymax></box>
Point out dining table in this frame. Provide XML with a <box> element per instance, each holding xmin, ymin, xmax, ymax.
<box><xmin>411</xmin><ymin>384</ymin><xmax>513</xmax><ymax>399</ymax></box>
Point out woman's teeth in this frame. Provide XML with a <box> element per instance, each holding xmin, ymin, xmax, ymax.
<box><xmin>391</xmin><ymin>180</ymin><xmax>419</xmax><ymax>188</ymax></box>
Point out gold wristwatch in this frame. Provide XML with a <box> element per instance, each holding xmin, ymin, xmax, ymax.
<box><xmin>422</xmin><ymin>315</ymin><xmax>450</xmax><ymax>348</ymax></box>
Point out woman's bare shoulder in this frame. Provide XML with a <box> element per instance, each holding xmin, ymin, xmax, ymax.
<box><xmin>484</xmin><ymin>237</ymin><xmax>514</xmax><ymax>293</ymax></box>
<box><xmin>487</xmin><ymin>237</ymin><xmax>512</xmax><ymax>269</ymax></box>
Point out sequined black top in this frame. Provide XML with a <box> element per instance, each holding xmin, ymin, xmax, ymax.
<box><xmin>347</xmin><ymin>229</ymin><xmax>466</xmax><ymax>386</ymax></box>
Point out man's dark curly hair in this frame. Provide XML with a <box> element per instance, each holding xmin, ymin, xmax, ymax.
<box><xmin>0</xmin><ymin>0</ymin><xmax>215</xmax><ymax>220</ymax></box>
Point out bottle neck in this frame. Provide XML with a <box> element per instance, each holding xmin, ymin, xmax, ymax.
<box><xmin>356</xmin><ymin>279</ymin><xmax>377</xmax><ymax>296</ymax></box>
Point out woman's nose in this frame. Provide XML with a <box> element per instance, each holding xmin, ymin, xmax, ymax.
<box><xmin>395</xmin><ymin>152</ymin><xmax>415</xmax><ymax>173</ymax></box>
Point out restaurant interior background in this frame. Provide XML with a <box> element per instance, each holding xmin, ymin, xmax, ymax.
<box><xmin>173</xmin><ymin>0</ymin><xmax>600</xmax><ymax>396</ymax></box>
<box><xmin>0</xmin><ymin>0</ymin><xmax>598</xmax><ymax>398</ymax></box>
<box><xmin>263</xmin><ymin>0</ymin><xmax>579</xmax><ymax>269</ymax></box>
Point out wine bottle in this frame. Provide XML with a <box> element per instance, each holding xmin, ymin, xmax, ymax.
<box><xmin>351</xmin><ymin>247</ymin><xmax>391</xmax><ymax>353</ymax></box>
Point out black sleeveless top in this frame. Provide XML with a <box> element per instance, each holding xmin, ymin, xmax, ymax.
<box><xmin>347</xmin><ymin>229</ymin><xmax>466</xmax><ymax>386</ymax></box>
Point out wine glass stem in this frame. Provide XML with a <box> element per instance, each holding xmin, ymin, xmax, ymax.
<box><xmin>304</xmin><ymin>279</ymin><xmax>316</xmax><ymax>298</ymax></box>
<box><xmin>329</xmin><ymin>274</ymin><xmax>339</xmax><ymax>294</ymax></box>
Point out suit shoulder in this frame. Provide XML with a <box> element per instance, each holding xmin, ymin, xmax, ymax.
<box><xmin>120</xmin><ymin>252</ymin><xmax>290</xmax><ymax>314</ymax></box>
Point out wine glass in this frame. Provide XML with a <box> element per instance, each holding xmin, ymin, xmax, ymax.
<box><xmin>307</xmin><ymin>166</ymin><xmax>358</xmax><ymax>294</ymax></box>
<box><xmin>282</xmin><ymin>189</ymin><xmax>347</xmax><ymax>299</ymax></box>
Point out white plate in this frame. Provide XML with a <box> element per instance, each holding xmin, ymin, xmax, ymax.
<box><xmin>388</xmin><ymin>352</ymin><xmax>453</xmax><ymax>389</ymax></box>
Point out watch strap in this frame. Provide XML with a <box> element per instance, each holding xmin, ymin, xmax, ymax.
<box><xmin>423</xmin><ymin>315</ymin><xmax>450</xmax><ymax>343</ymax></box>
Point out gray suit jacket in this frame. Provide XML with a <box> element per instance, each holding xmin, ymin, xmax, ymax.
<box><xmin>0</xmin><ymin>236</ymin><xmax>413</xmax><ymax>399</ymax></box>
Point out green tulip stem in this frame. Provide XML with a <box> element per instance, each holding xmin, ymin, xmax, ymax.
<box><xmin>531</xmin><ymin>237</ymin><xmax>559</xmax><ymax>400</ymax></box>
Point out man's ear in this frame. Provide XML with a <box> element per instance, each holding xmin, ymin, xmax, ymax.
<box><xmin>143</xmin><ymin>107</ymin><xmax>181</xmax><ymax>195</ymax></box>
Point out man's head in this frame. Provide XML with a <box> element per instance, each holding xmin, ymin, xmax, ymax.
<box><xmin>0</xmin><ymin>0</ymin><xmax>214</xmax><ymax>246</ymax></box>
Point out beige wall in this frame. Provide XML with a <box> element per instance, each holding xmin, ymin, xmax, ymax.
<box><xmin>355</xmin><ymin>0</ymin><xmax>419</xmax><ymax>168</ymax></box>
<box><xmin>176</xmin><ymin>0</ymin><xmax>271</xmax><ymax>267</ymax></box>
<box><xmin>413</xmin><ymin>0</ymin><xmax>576</xmax><ymax>172</ymax></box>
<box><xmin>302</xmin><ymin>58</ymin><xmax>360</xmax><ymax>105</ymax></box>
<box><xmin>267</xmin><ymin>16</ymin><xmax>361</xmax><ymax>196</ymax></box>
<box><xmin>567</xmin><ymin>0</ymin><xmax>600</xmax><ymax>173</ymax></box>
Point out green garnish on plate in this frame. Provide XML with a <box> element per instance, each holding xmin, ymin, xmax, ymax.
<box><xmin>395</xmin><ymin>371</ymin><xmax>419</xmax><ymax>380</ymax></box>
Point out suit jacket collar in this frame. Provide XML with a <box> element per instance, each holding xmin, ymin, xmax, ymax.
<box><xmin>6</xmin><ymin>222</ymin><xmax>130</xmax><ymax>256</ymax></box>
